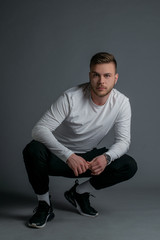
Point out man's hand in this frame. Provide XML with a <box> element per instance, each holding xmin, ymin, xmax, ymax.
<box><xmin>67</xmin><ymin>153</ymin><xmax>89</xmax><ymax>176</ymax></box>
<box><xmin>88</xmin><ymin>155</ymin><xmax>108</xmax><ymax>175</ymax></box>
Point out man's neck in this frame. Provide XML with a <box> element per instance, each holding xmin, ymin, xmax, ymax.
<box><xmin>91</xmin><ymin>91</ymin><xmax>111</xmax><ymax>106</ymax></box>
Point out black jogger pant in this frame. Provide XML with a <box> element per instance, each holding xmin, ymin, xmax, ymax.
<box><xmin>23</xmin><ymin>140</ymin><xmax>138</xmax><ymax>195</ymax></box>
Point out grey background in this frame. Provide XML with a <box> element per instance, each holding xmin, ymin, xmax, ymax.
<box><xmin>0</xmin><ymin>0</ymin><xmax>160</xmax><ymax>239</ymax></box>
<box><xmin>1</xmin><ymin>0</ymin><xmax>159</xmax><ymax>193</ymax></box>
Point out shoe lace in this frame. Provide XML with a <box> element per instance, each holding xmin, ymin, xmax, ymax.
<box><xmin>75</xmin><ymin>179</ymin><xmax>79</xmax><ymax>185</ymax></box>
<box><xmin>88</xmin><ymin>193</ymin><xmax>95</xmax><ymax>199</ymax></box>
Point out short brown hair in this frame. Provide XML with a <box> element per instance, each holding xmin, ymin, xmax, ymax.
<box><xmin>90</xmin><ymin>52</ymin><xmax>117</xmax><ymax>72</ymax></box>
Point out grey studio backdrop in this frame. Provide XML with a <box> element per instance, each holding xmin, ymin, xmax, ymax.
<box><xmin>0</xmin><ymin>0</ymin><xmax>160</xmax><ymax>198</ymax></box>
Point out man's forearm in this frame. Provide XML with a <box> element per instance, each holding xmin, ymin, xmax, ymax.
<box><xmin>106</xmin><ymin>139</ymin><xmax>130</xmax><ymax>161</ymax></box>
<box><xmin>32</xmin><ymin>125</ymin><xmax>73</xmax><ymax>162</ymax></box>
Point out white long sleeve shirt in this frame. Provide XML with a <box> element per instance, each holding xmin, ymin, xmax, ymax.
<box><xmin>32</xmin><ymin>84</ymin><xmax>131</xmax><ymax>163</ymax></box>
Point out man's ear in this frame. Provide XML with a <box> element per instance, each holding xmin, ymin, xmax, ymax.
<box><xmin>115</xmin><ymin>73</ymin><xmax>119</xmax><ymax>84</ymax></box>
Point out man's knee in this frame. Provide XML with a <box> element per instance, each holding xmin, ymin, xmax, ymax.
<box><xmin>122</xmin><ymin>155</ymin><xmax>138</xmax><ymax>180</ymax></box>
<box><xmin>110</xmin><ymin>154</ymin><xmax>138</xmax><ymax>181</ymax></box>
<box><xmin>22</xmin><ymin>140</ymin><xmax>47</xmax><ymax>163</ymax></box>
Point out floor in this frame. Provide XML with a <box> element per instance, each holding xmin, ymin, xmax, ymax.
<box><xmin>0</xmin><ymin>181</ymin><xmax>160</xmax><ymax>240</ymax></box>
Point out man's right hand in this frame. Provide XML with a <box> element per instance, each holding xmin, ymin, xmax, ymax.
<box><xmin>66</xmin><ymin>153</ymin><xmax>89</xmax><ymax>176</ymax></box>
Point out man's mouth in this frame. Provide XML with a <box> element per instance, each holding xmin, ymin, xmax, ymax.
<box><xmin>97</xmin><ymin>86</ymin><xmax>106</xmax><ymax>90</ymax></box>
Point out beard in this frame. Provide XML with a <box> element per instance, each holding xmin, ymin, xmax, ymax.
<box><xmin>90</xmin><ymin>82</ymin><xmax>113</xmax><ymax>98</ymax></box>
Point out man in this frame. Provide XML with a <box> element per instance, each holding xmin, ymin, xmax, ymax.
<box><xmin>23</xmin><ymin>52</ymin><xmax>137</xmax><ymax>229</ymax></box>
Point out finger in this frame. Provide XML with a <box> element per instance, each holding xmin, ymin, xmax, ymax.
<box><xmin>91</xmin><ymin>164</ymin><xmax>101</xmax><ymax>170</ymax></box>
<box><xmin>91</xmin><ymin>165</ymin><xmax>103</xmax><ymax>173</ymax></box>
<box><xmin>84</xmin><ymin>163</ymin><xmax>89</xmax><ymax>171</ymax></box>
<box><xmin>88</xmin><ymin>161</ymin><xmax>94</xmax><ymax>169</ymax></box>
<box><xmin>91</xmin><ymin>169</ymin><xmax>102</xmax><ymax>175</ymax></box>
<box><xmin>77</xmin><ymin>164</ymin><xmax>86</xmax><ymax>175</ymax></box>
<box><xmin>78</xmin><ymin>163</ymin><xmax>84</xmax><ymax>173</ymax></box>
<box><xmin>89</xmin><ymin>158</ymin><xmax>97</xmax><ymax>164</ymax></box>
<box><xmin>77</xmin><ymin>167</ymin><xmax>83</xmax><ymax>175</ymax></box>
<box><xmin>89</xmin><ymin>159</ymin><xmax>99</xmax><ymax>168</ymax></box>
<box><xmin>81</xmin><ymin>163</ymin><xmax>88</xmax><ymax>173</ymax></box>
<box><xmin>82</xmin><ymin>161</ymin><xmax>89</xmax><ymax>172</ymax></box>
<box><xmin>91</xmin><ymin>170</ymin><xmax>102</xmax><ymax>175</ymax></box>
<box><xmin>73</xmin><ymin>168</ymin><xmax>79</xmax><ymax>176</ymax></box>
<box><xmin>81</xmin><ymin>163</ymin><xmax>89</xmax><ymax>174</ymax></box>
<box><xmin>90</xmin><ymin>164</ymin><xmax>102</xmax><ymax>172</ymax></box>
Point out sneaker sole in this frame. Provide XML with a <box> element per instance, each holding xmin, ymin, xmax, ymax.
<box><xmin>75</xmin><ymin>201</ymin><xmax>99</xmax><ymax>217</ymax></box>
<box><xmin>64</xmin><ymin>191</ymin><xmax>98</xmax><ymax>218</ymax></box>
<box><xmin>28</xmin><ymin>212</ymin><xmax>55</xmax><ymax>229</ymax></box>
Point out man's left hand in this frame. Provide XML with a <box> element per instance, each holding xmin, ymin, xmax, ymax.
<box><xmin>88</xmin><ymin>155</ymin><xmax>108</xmax><ymax>175</ymax></box>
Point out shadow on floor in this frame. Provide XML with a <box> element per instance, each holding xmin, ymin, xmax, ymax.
<box><xmin>0</xmin><ymin>191</ymin><xmax>76</xmax><ymax>223</ymax></box>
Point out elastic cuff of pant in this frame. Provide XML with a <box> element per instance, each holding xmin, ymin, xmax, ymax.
<box><xmin>35</xmin><ymin>189</ymin><xmax>49</xmax><ymax>195</ymax></box>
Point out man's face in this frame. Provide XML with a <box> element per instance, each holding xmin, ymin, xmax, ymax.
<box><xmin>89</xmin><ymin>63</ymin><xmax>118</xmax><ymax>100</ymax></box>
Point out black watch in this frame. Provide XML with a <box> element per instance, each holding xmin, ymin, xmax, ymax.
<box><xmin>103</xmin><ymin>153</ymin><xmax>111</xmax><ymax>165</ymax></box>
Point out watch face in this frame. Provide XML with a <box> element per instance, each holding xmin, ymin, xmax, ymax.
<box><xmin>105</xmin><ymin>154</ymin><xmax>111</xmax><ymax>163</ymax></box>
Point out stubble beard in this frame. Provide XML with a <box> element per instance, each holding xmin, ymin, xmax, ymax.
<box><xmin>90</xmin><ymin>83</ymin><xmax>113</xmax><ymax>98</ymax></box>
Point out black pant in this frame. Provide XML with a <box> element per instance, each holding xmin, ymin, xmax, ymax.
<box><xmin>23</xmin><ymin>140</ymin><xmax>138</xmax><ymax>195</ymax></box>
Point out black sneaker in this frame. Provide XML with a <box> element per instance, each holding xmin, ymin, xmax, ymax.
<box><xmin>64</xmin><ymin>180</ymin><xmax>98</xmax><ymax>217</ymax></box>
<box><xmin>28</xmin><ymin>201</ymin><xmax>55</xmax><ymax>229</ymax></box>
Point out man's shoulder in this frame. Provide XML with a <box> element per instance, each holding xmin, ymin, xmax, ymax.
<box><xmin>110</xmin><ymin>89</ymin><xmax>130</xmax><ymax>110</ymax></box>
<box><xmin>112</xmin><ymin>88</ymin><xmax>129</xmax><ymax>101</ymax></box>
<box><xmin>64</xmin><ymin>83</ymin><xmax>90</xmax><ymax>97</ymax></box>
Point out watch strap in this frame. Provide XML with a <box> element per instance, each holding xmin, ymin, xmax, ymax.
<box><xmin>103</xmin><ymin>153</ymin><xmax>111</xmax><ymax>165</ymax></box>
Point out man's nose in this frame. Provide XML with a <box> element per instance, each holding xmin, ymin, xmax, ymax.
<box><xmin>98</xmin><ymin>76</ymin><xmax>105</xmax><ymax>83</ymax></box>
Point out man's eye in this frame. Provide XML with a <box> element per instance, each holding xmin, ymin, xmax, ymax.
<box><xmin>105</xmin><ymin>74</ymin><xmax>110</xmax><ymax>78</ymax></box>
<box><xmin>93</xmin><ymin>73</ymin><xmax>99</xmax><ymax>77</ymax></box>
